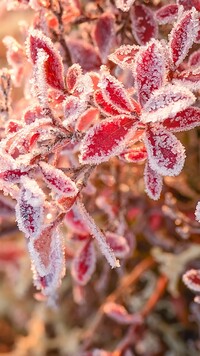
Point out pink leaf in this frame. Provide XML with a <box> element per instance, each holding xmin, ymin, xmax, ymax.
<box><xmin>94</xmin><ymin>90</ymin><xmax>122</xmax><ymax>116</ymax></box>
<box><xmin>63</xmin><ymin>95</ymin><xmax>86</xmax><ymax>126</ymax></box>
<box><xmin>169</xmin><ymin>9</ymin><xmax>199</xmax><ymax>68</ymax></box>
<box><xmin>134</xmin><ymin>40</ymin><xmax>166</xmax><ymax>107</ymax></box>
<box><xmin>115</xmin><ymin>0</ymin><xmax>135</xmax><ymax>12</ymax></box>
<box><xmin>105</xmin><ymin>231</ymin><xmax>130</xmax><ymax>258</ymax></box>
<box><xmin>99</xmin><ymin>69</ymin><xmax>139</xmax><ymax>114</ymax></box>
<box><xmin>162</xmin><ymin>107</ymin><xmax>200</xmax><ymax>132</ymax></box>
<box><xmin>188</xmin><ymin>49</ymin><xmax>200</xmax><ymax>67</ymax></box>
<box><xmin>66</xmin><ymin>64</ymin><xmax>82</xmax><ymax>93</ymax></box>
<box><xmin>130</xmin><ymin>4</ymin><xmax>158</xmax><ymax>45</ymax></box>
<box><xmin>15</xmin><ymin>177</ymin><xmax>45</xmax><ymax>238</ymax></box>
<box><xmin>31</xmin><ymin>227</ymin><xmax>65</xmax><ymax>297</ymax></box>
<box><xmin>39</xmin><ymin>162</ymin><xmax>78</xmax><ymax>197</ymax></box>
<box><xmin>0</xmin><ymin>168</ymin><xmax>29</xmax><ymax>183</ymax></box>
<box><xmin>76</xmin><ymin>200</ymin><xmax>119</xmax><ymax>269</ymax></box>
<box><xmin>141</xmin><ymin>84</ymin><xmax>195</xmax><ymax>124</ymax></box>
<box><xmin>144</xmin><ymin>161</ymin><xmax>163</xmax><ymax>200</ymax></box>
<box><xmin>108</xmin><ymin>44</ymin><xmax>139</xmax><ymax>70</ymax></box>
<box><xmin>120</xmin><ymin>144</ymin><xmax>147</xmax><ymax>163</ymax></box>
<box><xmin>79</xmin><ymin>116</ymin><xmax>138</xmax><ymax>165</ymax></box>
<box><xmin>93</xmin><ymin>13</ymin><xmax>115</xmax><ymax>63</ymax></box>
<box><xmin>183</xmin><ymin>269</ymin><xmax>200</xmax><ymax>292</ymax></box>
<box><xmin>23</xmin><ymin>105</ymin><xmax>44</xmax><ymax>125</ymax></box>
<box><xmin>76</xmin><ymin>107</ymin><xmax>99</xmax><ymax>132</ymax></box>
<box><xmin>27</xmin><ymin>29</ymin><xmax>65</xmax><ymax>91</ymax></box>
<box><xmin>144</xmin><ymin>125</ymin><xmax>185</xmax><ymax>176</ymax></box>
<box><xmin>103</xmin><ymin>302</ymin><xmax>139</xmax><ymax>324</ymax></box>
<box><xmin>71</xmin><ymin>239</ymin><xmax>96</xmax><ymax>285</ymax></box>
<box><xmin>155</xmin><ymin>5</ymin><xmax>178</xmax><ymax>25</ymax></box>
<box><xmin>66</xmin><ymin>39</ymin><xmax>101</xmax><ymax>71</ymax></box>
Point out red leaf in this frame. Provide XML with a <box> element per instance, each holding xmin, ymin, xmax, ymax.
<box><xmin>76</xmin><ymin>107</ymin><xmax>99</xmax><ymax>132</ymax></box>
<box><xmin>39</xmin><ymin>162</ymin><xmax>78</xmax><ymax>197</ymax></box>
<box><xmin>23</xmin><ymin>106</ymin><xmax>44</xmax><ymax>125</ymax></box>
<box><xmin>162</xmin><ymin>107</ymin><xmax>200</xmax><ymax>132</ymax></box>
<box><xmin>141</xmin><ymin>84</ymin><xmax>195</xmax><ymax>124</ymax></box>
<box><xmin>99</xmin><ymin>69</ymin><xmax>139</xmax><ymax>114</ymax></box>
<box><xmin>28</xmin><ymin>29</ymin><xmax>65</xmax><ymax>91</ymax></box>
<box><xmin>58</xmin><ymin>195</ymin><xmax>77</xmax><ymax>211</ymax></box>
<box><xmin>105</xmin><ymin>231</ymin><xmax>130</xmax><ymax>258</ymax></box>
<box><xmin>134</xmin><ymin>40</ymin><xmax>166</xmax><ymax>107</ymax></box>
<box><xmin>120</xmin><ymin>144</ymin><xmax>147</xmax><ymax>163</ymax></box>
<box><xmin>66</xmin><ymin>39</ymin><xmax>101</xmax><ymax>71</ymax></box>
<box><xmin>0</xmin><ymin>169</ymin><xmax>29</xmax><ymax>183</ymax></box>
<box><xmin>173</xmin><ymin>69</ymin><xmax>200</xmax><ymax>91</ymax></box>
<box><xmin>109</xmin><ymin>44</ymin><xmax>139</xmax><ymax>70</ymax></box>
<box><xmin>155</xmin><ymin>5</ymin><xmax>178</xmax><ymax>25</ymax></box>
<box><xmin>15</xmin><ymin>177</ymin><xmax>45</xmax><ymax>238</ymax></box>
<box><xmin>66</xmin><ymin>64</ymin><xmax>82</xmax><ymax>93</ymax></box>
<box><xmin>93</xmin><ymin>13</ymin><xmax>115</xmax><ymax>63</ymax></box>
<box><xmin>130</xmin><ymin>4</ymin><xmax>158</xmax><ymax>45</ymax></box>
<box><xmin>79</xmin><ymin>116</ymin><xmax>138</xmax><ymax>165</ymax></box>
<box><xmin>183</xmin><ymin>269</ymin><xmax>200</xmax><ymax>292</ymax></box>
<box><xmin>169</xmin><ymin>9</ymin><xmax>199</xmax><ymax>67</ymax></box>
<box><xmin>94</xmin><ymin>90</ymin><xmax>121</xmax><ymax>116</ymax></box>
<box><xmin>144</xmin><ymin>125</ymin><xmax>185</xmax><ymax>176</ymax></box>
<box><xmin>144</xmin><ymin>161</ymin><xmax>163</xmax><ymax>200</ymax></box>
<box><xmin>65</xmin><ymin>205</ymin><xmax>90</xmax><ymax>236</ymax></box>
<box><xmin>178</xmin><ymin>0</ymin><xmax>200</xmax><ymax>11</ymax></box>
<box><xmin>71</xmin><ymin>240</ymin><xmax>96</xmax><ymax>285</ymax></box>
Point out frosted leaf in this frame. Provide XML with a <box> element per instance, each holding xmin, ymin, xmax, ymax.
<box><xmin>27</xmin><ymin>29</ymin><xmax>65</xmax><ymax>91</ymax></box>
<box><xmin>76</xmin><ymin>200</ymin><xmax>120</xmax><ymax>269</ymax></box>
<box><xmin>71</xmin><ymin>239</ymin><xmax>96</xmax><ymax>286</ymax></box>
<box><xmin>15</xmin><ymin>176</ymin><xmax>45</xmax><ymax>238</ymax></box>
<box><xmin>155</xmin><ymin>5</ymin><xmax>178</xmax><ymax>25</ymax></box>
<box><xmin>177</xmin><ymin>0</ymin><xmax>200</xmax><ymax>11</ymax></box>
<box><xmin>105</xmin><ymin>231</ymin><xmax>130</xmax><ymax>258</ymax></box>
<box><xmin>3</xmin><ymin>36</ymin><xmax>25</xmax><ymax>87</ymax></box>
<box><xmin>33</xmin><ymin>49</ymin><xmax>49</xmax><ymax>107</ymax></box>
<box><xmin>76</xmin><ymin>107</ymin><xmax>99</xmax><ymax>132</ymax></box>
<box><xmin>66</xmin><ymin>64</ymin><xmax>82</xmax><ymax>93</ymax></box>
<box><xmin>23</xmin><ymin>105</ymin><xmax>44</xmax><ymax>125</ymax></box>
<box><xmin>63</xmin><ymin>95</ymin><xmax>86</xmax><ymax>126</ymax></box>
<box><xmin>183</xmin><ymin>269</ymin><xmax>200</xmax><ymax>292</ymax></box>
<box><xmin>93</xmin><ymin>13</ymin><xmax>115</xmax><ymax>63</ymax></box>
<box><xmin>144</xmin><ymin>125</ymin><xmax>186</xmax><ymax>176</ymax></box>
<box><xmin>120</xmin><ymin>144</ymin><xmax>147</xmax><ymax>163</ymax></box>
<box><xmin>29</xmin><ymin>222</ymin><xmax>57</xmax><ymax>276</ymax></box>
<box><xmin>65</xmin><ymin>205</ymin><xmax>90</xmax><ymax>236</ymax></box>
<box><xmin>72</xmin><ymin>72</ymin><xmax>93</xmax><ymax>100</ymax></box>
<box><xmin>162</xmin><ymin>107</ymin><xmax>200</xmax><ymax>132</ymax></box>
<box><xmin>144</xmin><ymin>161</ymin><xmax>163</xmax><ymax>200</ymax></box>
<box><xmin>195</xmin><ymin>201</ymin><xmax>200</xmax><ymax>222</ymax></box>
<box><xmin>134</xmin><ymin>39</ymin><xmax>166</xmax><ymax>107</ymax></box>
<box><xmin>103</xmin><ymin>302</ymin><xmax>140</xmax><ymax>325</ymax></box>
<box><xmin>31</xmin><ymin>227</ymin><xmax>65</xmax><ymax>297</ymax></box>
<box><xmin>0</xmin><ymin>168</ymin><xmax>29</xmax><ymax>183</ymax></box>
<box><xmin>39</xmin><ymin>162</ymin><xmax>78</xmax><ymax>197</ymax></box>
<box><xmin>6</xmin><ymin>120</ymin><xmax>22</xmax><ymax>134</ymax></box>
<box><xmin>99</xmin><ymin>69</ymin><xmax>138</xmax><ymax>114</ymax></box>
<box><xmin>115</xmin><ymin>0</ymin><xmax>135</xmax><ymax>12</ymax></box>
<box><xmin>173</xmin><ymin>69</ymin><xmax>200</xmax><ymax>91</ymax></box>
<box><xmin>66</xmin><ymin>39</ymin><xmax>101</xmax><ymax>71</ymax></box>
<box><xmin>130</xmin><ymin>4</ymin><xmax>158</xmax><ymax>45</ymax></box>
<box><xmin>108</xmin><ymin>44</ymin><xmax>139</xmax><ymax>70</ymax></box>
<box><xmin>94</xmin><ymin>90</ymin><xmax>121</xmax><ymax>116</ymax></box>
<box><xmin>79</xmin><ymin>116</ymin><xmax>138</xmax><ymax>165</ymax></box>
<box><xmin>141</xmin><ymin>84</ymin><xmax>195</xmax><ymax>124</ymax></box>
<box><xmin>188</xmin><ymin>49</ymin><xmax>200</xmax><ymax>67</ymax></box>
<box><xmin>168</xmin><ymin>8</ymin><xmax>199</xmax><ymax>67</ymax></box>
